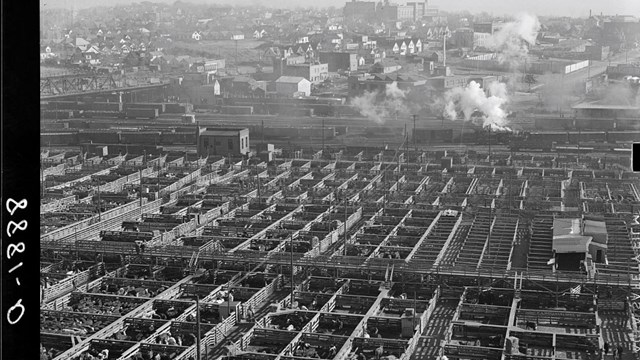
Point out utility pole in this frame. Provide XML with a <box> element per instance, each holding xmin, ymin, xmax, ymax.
<box><xmin>443</xmin><ymin>34</ymin><xmax>446</xmax><ymax>67</ymax></box>
<box><xmin>343</xmin><ymin>191</ymin><xmax>348</xmax><ymax>256</ymax></box>
<box><xmin>257</xmin><ymin>165</ymin><xmax>261</xmax><ymax>206</ymax></box>
<box><xmin>404</xmin><ymin>123</ymin><xmax>408</xmax><ymax>169</ymax></box>
<box><xmin>488</xmin><ymin>126</ymin><xmax>492</xmax><ymax>161</ymax></box>
<box><xmin>322</xmin><ymin>117</ymin><xmax>325</xmax><ymax>154</ymax></box>
<box><xmin>413</xmin><ymin>114</ymin><xmax>417</xmax><ymax>153</ymax></box>
<box><xmin>235</xmin><ymin>39</ymin><xmax>239</xmax><ymax>73</ymax></box>
<box><xmin>97</xmin><ymin>179</ymin><xmax>102</xmax><ymax>222</ymax></box>
<box><xmin>290</xmin><ymin>232</ymin><xmax>295</xmax><ymax>308</ymax></box>
<box><xmin>196</xmin><ymin>296</ymin><xmax>202</xmax><ymax>360</ymax></box>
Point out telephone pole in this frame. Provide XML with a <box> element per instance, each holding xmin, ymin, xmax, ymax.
<box><xmin>196</xmin><ymin>296</ymin><xmax>202</xmax><ymax>360</ymax></box>
<box><xmin>412</xmin><ymin>114</ymin><xmax>418</xmax><ymax>152</ymax></box>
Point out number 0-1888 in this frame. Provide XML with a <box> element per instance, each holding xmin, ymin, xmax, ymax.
<box><xmin>5</xmin><ymin>198</ymin><xmax>27</xmax><ymax>325</ymax></box>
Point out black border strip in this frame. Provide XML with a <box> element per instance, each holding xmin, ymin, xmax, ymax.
<box><xmin>2</xmin><ymin>0</ymin><xmax>40</xmax><ymax>358</ymax></box>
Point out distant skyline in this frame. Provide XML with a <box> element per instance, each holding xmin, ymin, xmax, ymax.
<box><xmin>42</xmin><ymin>0</ymin><xmax>640</xmax><ymax>18</ymax></box>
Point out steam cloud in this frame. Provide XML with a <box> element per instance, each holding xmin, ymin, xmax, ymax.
<box><xmin>443</xmin><ymin>81</ymin><xmax>510</xmax><ymax>130</ymax></box>
<box><xmin>351</xmin><ymin>81</ymin><xmax>409</xmax><ymax>124</ymax></box>
<box><xmin>486</xmin><ymin>13</ymin><xmax>541</xmax><ymax>67</ymax></box>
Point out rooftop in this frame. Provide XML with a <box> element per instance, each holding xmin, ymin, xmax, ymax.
<box><xmin>200</xmin><ymin>127</ymin><xmax>248</xmax><ymax>136</ymax></box>
<box><xmin>572</xmin><ymin>101</ymin><xmax>640</xmax><ymax>110</ymax></box>
<box><xmin>276</xmin><ymin>76</ymin><xmax>308</xmax><ymax>83</ymax></box>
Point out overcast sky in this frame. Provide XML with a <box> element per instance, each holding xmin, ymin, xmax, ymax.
<box><xmin>43</xmin><ymin>0</ymin><xmax>640</xmax><ymax>17</ymax></box>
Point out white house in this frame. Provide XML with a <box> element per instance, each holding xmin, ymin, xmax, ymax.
<box><xmin>86</xmin><ymin>45</ymin><xmax>100</xmax><ymax>54</ymax></box>
<box><xmin>75</xmin><ymin>37</ymin><xmax>91</xmax><ymax>51</ymax></box>
<box><xmin>192</xmin><ymin>31</ymin><xmax>202</xmax><ymax>41</ymax></box>
<box><xmin>253</xmin><ymin>29</ymin><xmax>267</xmax><ymax>39</ymax></box>
<box><xmin>275</xmin><ymin>76</ymin><xmax>311</xmax><ymax>97</ymax></box>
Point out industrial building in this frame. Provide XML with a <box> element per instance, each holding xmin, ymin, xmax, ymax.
<box><xmin>572</xmin><ymin>102</ymin><xmax>640</xmax><ymax>120</ymax></box>
<box><xmin>275</xmin><ymin>76</ymin><xmax>312</xmax><ymax>97</ymax></box>
<box><xmin>343</xmin><ymin>0</ymin><xmax>377</xmax><ymax>21</ymax></box>
<box><xmin>319</xmin><ymin>52</ymin><xmax>359</xmax><ymax>72</ymax></box>
<box><xmin>274</xmin><ymin>58</ymin><xmax>330</xmax><ymax>84</ymax></box>
<box><xmin>196</xmin><ymin>127</ymin><xmax>250</xmax><ymax>156</ymax></box>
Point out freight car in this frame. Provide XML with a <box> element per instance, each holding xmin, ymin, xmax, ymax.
<box><xmin>81</xmin><ymin>102</ymin><xmax>123</xmax><ymax>112</ymax></box>
<box><xmin>125</xmin><ymin>108</ymin><xmax>158</xmax><ymax>119</ymax></box>
<box><xmin>164</xmin><ymin>103</ymin><xmax>192</xmax><ymax>114</ymax></box>
<box><xmin>77</xmin><ymin>130</ymin><xmax>121</xmax><ymax>144</ymax></box>
<box><xmin>40</xmin><ymin>132</ymin><xmax>78</xmax><ymax>146</ymax></box>
<box><xmin>123</xmin><ymin>103</ymin><xmax>166</xmax><ymax>114</ymax></box>
<box><xmin>67</xmin><ymin>120</ymin><xmax>91</xmax><ymax>129</ymax></box>
<box><xmin>223</xmin><ymin>96</ymin><xmax>343</xmax><ymax>107</ymax></box>
<box><xmin>413</xmin><ymin>129</ymin><xmax>454</xmax><ymax>144</ymax></box>
<box><xmin>509</xmin><ymin>139</ymin><xmax>554</xmax><ymax>152</ymax></box>
<box><xmin>276</xmin><ymin>107</ymin><xmax>314</xmax><ymax>117</ymax></box>
<box><xmin>311</xmin><ymin>104</ymin><xmax>336</xmax><ymax>117</ymax></box>
<box><xmin>608</xmin><ymin>131</ymin><xmax>640</xmax><ymax>142</ymax></box>
<box><xmin>567</xmin><ymin>131</ymin><xmax>606</xmax><ymax>143</ymax></box>
<box><xmin>615</xmin><ymin>119</ymin><xmax>640</xmax><ymax>130</ymax></box>
<box><xmin>527</xmin><ymin>131</ymin><xmax>570</xmax><ymax>143</ymax></box>
<box><xmin>81</xmin><ymin>110</ymin><xmax>125</xmax><ymax>119</ymax></box>
<box><xmin>45</xmin><ymin>101</ymin><xmax>81</xmax><ymax>111</ymax></box>
<box><xmin>220</xmin><ymin>106</ymin><xmax>254</xmax><ymax>115</ymax></box>
<box><xmin>42</xmin><ymin>110</ymin><xmax>77</xmax><ymax>119</ymax></box>
<box><xmin>120</xmin><ymin>131</ymin><xmax>162</xmax><ymax>145</ymax></box>
<box><xmin>298</xmin><ymin>127</ymin><xmax>336</xmax><ymax>139</ymax></box>
<box><xmin>193</xmin><ymin>104</ymin><xmax>220</xmax><ymax>112</ymax></box>
<box><xmin>160</xmin><ymin>132</ymin><xmax>197</xmax><ymax>145</ymax></box>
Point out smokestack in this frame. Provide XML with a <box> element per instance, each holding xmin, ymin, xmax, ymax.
<box><xmin>443</xmin><ymin>35</ymin><xmax>446</xmax><ymax>66</ymax></box>
<box><xmin>589</xmin><ymin>9</ymin><xmax>592</xmax><ymax>18</ymax></box>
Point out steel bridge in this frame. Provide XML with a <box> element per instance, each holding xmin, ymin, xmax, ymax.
<box><xmin>40</xmin><ymin>73</ymin><xmax>169</xmax><ymax>100</ymax></box>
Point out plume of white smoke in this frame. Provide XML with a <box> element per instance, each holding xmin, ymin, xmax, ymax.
<box><xmin>384</xmin><ymin>81</ymin><xmax>408</xmax><ymax>116</ymax></box>
<box><xmin>385</xmin><ymin>81</ymin><xmax>405</xmax><ymax>98</ymax></box>
<box><xmin>351</xmin><ymin>91</ymin><xmax>385</xmax><ymax>123</ymax></box>
<box><xmin>351</xmin><ymin>81</ymin><xmax>409</xmax><ymax>124</ymax></box>
<box><xmin>442</xmin><ymin>81</ymin><xmax>510</xmax><ymax>130</ymax></box>
<box><xmin>486</xmin><ymin>13</ymin><xmax>541</xmax><ymax>67</ymax></box>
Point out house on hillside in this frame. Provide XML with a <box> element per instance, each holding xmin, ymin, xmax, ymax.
<box><xmin>253</xmin><ymin>29</ymin><xmax>267</xmax><ymax>39</ymax></box>
<box><xmin>231</xmin><ymin>31</ymin><xmax>245</xmax><ymax>40</ymax></box>
<box><xmin>75</xmin><ymin>37</ymin><xmax>91</xmax><ymax>51</ymax></box>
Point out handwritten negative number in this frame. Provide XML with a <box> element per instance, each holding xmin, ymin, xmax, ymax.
<box><xmin>5</xmin><ymin>199</ymin><xmax>27</xmax><ymax>326</ymax></box>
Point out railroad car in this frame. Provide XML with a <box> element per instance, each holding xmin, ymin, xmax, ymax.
<box><xmin>125</xmin><ymin>108</ymin><xmax>159</xmax><ymax>119</ymax></box>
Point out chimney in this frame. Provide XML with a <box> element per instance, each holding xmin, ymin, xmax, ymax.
<box><xmin>443</xmin><ymin>35</ymin><xmax>446</xmax><ymax>66</ymax></box>
<box><xmin>589</xmin><ymin>9</ymin><xmax>592</xmax><ymax>18</ymax></box>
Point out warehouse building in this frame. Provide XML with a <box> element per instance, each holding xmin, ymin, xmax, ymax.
<box><xmin>197</xmin><ymin>127</ymin><xmax>250</xmax><ymax>156</ymax></box>
<box><xmin>319</xmin><ymin>52</ymin><xmax>358</xmax><ymax>72</ymax></box>
<box><xmin>275</xmin><ymin>76</ymin><xmax>312</xmax><ymax>97</ymax></box>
